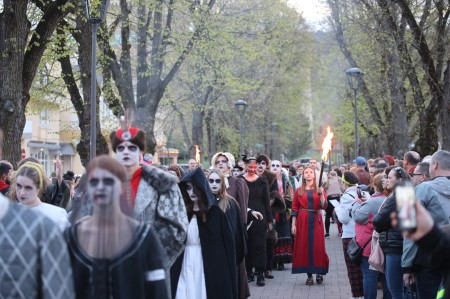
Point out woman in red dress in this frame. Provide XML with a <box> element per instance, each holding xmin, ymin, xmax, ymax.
<box><xmin>291</xmin><ymin>167</ymin><xmax>329</xmax><ymax>285</ymax></box>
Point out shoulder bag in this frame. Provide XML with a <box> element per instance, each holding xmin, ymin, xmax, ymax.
<box><xmin>347</xmin><ymin>236</ymin><xmax>371</xmax><ymax>264</ymax></box>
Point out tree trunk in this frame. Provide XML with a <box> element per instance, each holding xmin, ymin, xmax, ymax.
<box><xmin>0</xmin><ymin>0</ymin><xmax>73</xmax><ymax>165</ymax></box>
<box><xmin>440</xmin><ymin>60</ymin><xmax>450</xmax><ymax>150</ymax></box>
<box><xmin>0</xmin><ymin>1</ymin><xmax>29</xmax><ymax>166</ymax></box>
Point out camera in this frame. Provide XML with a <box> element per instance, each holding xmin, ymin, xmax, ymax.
<box><xmin>395</xmin><ymin>182</ymin><xmax>417</xmax><ymax>232</ymax></box>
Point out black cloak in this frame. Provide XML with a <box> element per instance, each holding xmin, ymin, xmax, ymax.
<box><xmin>171</xmin><ymin>167</ymin><xmax>237</xmax><ymax>299</ymax></box>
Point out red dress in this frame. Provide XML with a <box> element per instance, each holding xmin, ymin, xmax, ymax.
<box><xmin>291</xmin><ymin>189</ymin><xmax>329</xmax><ymax>274</ymax></box>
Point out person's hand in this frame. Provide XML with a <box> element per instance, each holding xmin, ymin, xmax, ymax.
<box><xmin>291</xmin><ymin>225</ymin><xmax>296</xmax><ymax>236</ymax></box>
<box><xmin>360</xmin><ymin>191</ymin><xmax>369</xmax><ymax>202</ymax></box>
<box><xmin>56</xmin><ymin>159</ymin><xmax>63</xmax><ymax>176</ymax></box>
<box><xmin>317</xmin><ymin>187</ymin><xmax>324</xmax><ymax>194</ymax></box>
<box><xmin>390</xmin><ymin>201</ymin><xmax>434</xmax><ymax>241</ymax></box>
<box><xmin>403</xmin><ymin>273</ymin><xmax>415</xmax><ymax>286</ymax></box>
<box><xmin>251</xmin><ymin>210</ymin><xmax>263</xmax><ymax>220</ymax></box>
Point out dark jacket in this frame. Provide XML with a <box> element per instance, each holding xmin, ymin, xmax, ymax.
<box><xmin>416</xmin><ymin>225</ymin><xmax>450</xmax><ymax>299</ymax></box>
<box><xmin>373</xmin><ymin>193</ymin><xmax>404</xmax><ymax>255</ymax></box>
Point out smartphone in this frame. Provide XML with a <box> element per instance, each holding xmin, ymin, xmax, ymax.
<box><xmin>395</xmin><ymin>182</ymin><xmax>417</xmax><ymax>231</ymax></box>
<box><xmin>356</xmin><ymin>187</ymin><xmax>362</xmax><ymax>199</ymax></box>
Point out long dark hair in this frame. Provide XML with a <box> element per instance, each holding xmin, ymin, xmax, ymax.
<box><xmin>180</xmin><ymin>183</ymin><xmax>208</xmax><ymax>222</ymax></box>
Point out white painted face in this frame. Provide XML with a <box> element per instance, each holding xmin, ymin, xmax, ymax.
<box><xmin>186</xmin><ymin>182</ymin><xmax>198</xmax><ymax>201</ymax></box>
<box><xmin>16</xmin><ymin>175</ymin><xmax>40</xmax><ymax>205</ymax></box>
<box><xmin>116</xmin><ymin>141</ymin><xmax>140</xmax><ymax>167</ymax></box>
<box><xmin>232</xmin><ymin>168</ymin><xmax>241</xmax><ymax>177</ymax></box>
<box><xmin>87</xmin><ymin>168</ymin><xmax>122</xmax><ymax>206</ymax></box>
<box><xmin>271</xmin><ymin>160</ymin><xmax>282</xmax><ymax>175</ymax></box>
<box><xmin>87</xmin><ymin>168</ymin><xmax>121</xmax><ymax>207</ymax></box>
<box><xmin>208</xmin><ymin>172</ymin><xmax>221</xmax><ymax>194</ymax></box>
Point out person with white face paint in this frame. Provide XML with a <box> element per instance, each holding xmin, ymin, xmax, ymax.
<box><xmin>14</xmin><ymin>162</ymin><xmax>69</xmax><ymax>231</ymax></box>
<box><xmin>208</xmin><ymin>169</ymin><xmax>247</xmax><ymax>270</ymax></box>
<box><xmin>66</xmin><ymin>155</ymin><xmax>169</xmax><ymax>299</ymax></box>
<box><xmin>173</xmin><ymin>167</ymin><xmax>237</xmax><ymax>299</ymax></box>
<box><xmin>269</xmin><ymin>160</ymin><xmax>293</xmax><ymax>272</ymax></box>
<box><xmin>210</xmin><ymin>152</ymin><xmax>255</xmax><ymax>298</ymax></box>
<box><xmin>110</xmin><ymin>127</ymin><xmax>188</xmax><ymax>297</ymax></box>
<box><xmin>241</xmin><ymin>156</ymin><xmax>273</xmax><ymax>287</ymax></box>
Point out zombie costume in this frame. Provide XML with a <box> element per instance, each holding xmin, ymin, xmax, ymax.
<box><xmin>131</xmin><ymin>165</ymin><xmax>189</xmax><ymax>267</ymax></box>
<box><xmin>273</xmin><ymin>172</ymin><xmax>294</xmax><ymax>265</ymax></box>
<box><xmin>243</xmin><ymin>175</ymin><xmax>273</xmax><ymax>275</ymax></box>
<box><xmin>66</xmin><ymin>223</ymin><xmax>168</xmax><ymax>299</ymax></box>
<box><xmin>172</xmin><ymin>168</ymin><xmax>237</xmax><ymax>299</ymax></box>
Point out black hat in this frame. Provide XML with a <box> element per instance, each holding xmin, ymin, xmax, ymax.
<box><xmin>233</xmin><ymin>165</ymin><xmax>243</xmax><ymax>171</ymax></box>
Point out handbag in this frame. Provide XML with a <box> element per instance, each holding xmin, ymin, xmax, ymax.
<box><xmin>347</xmin><ymin>237</ymin><xmax>371</xmax><ymax>264</ymax></box>
<box><xmin>368</xmin><ymin>197</ymin><xmax>388</xmax><ymax>273</ymax></box>
<box><xmin>368</xmin><ymin>238</ymin><xmax>385</xmax><ymax>273</ymax></box>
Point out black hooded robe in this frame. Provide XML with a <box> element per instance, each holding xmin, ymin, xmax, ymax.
<box><xmin>171</xmin><ymin>168</ymin><xmax>237</xmax><ymax>299</ymax></box>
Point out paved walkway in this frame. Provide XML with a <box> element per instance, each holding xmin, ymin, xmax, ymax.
<box><xmin>248</xmin><ymin>222</ymin><xmax>381</xmax><ymax>299</ymax></box>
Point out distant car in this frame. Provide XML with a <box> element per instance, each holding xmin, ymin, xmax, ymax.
<box><xmin>300</xmin><ymin>158</ymin><xmax>310</xmax><ymax>165</ymax></box>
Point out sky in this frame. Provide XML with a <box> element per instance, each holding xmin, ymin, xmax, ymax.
<box><xmin>286</xmin><ymin>0</ymin><xmax>330</xmax><ymax>30</ymax></box>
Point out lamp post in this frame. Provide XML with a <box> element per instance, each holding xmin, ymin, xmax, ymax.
<box><xmin>84</xmin><ymin>0</ymin><xmax>109</xmax><ymax>160</ymax></box>
<box><xmin>234</xmin><ymin>99</ymin><xmax>248</xmax><ymax>157</ymax></box>
<box><xmin>345</xmin><ymin>67</ymin><xmax>364</xmax><ymax>157</ymax></box>
<box><xmin>271</xmin><ymin>122</ymin><xmax>278</xmax><ymax>159</ymax></box>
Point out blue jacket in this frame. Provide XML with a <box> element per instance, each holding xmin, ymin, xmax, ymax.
<box><xmin>401</xmin><ymin>179</ymin><xmax>450</xmax><ymax>272</ymax></box>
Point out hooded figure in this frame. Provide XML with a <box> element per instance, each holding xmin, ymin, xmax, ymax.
<box><xmin>171</xmin><ymin>167</ymin><xmax>237</xmax><ymax>299</ymax></box>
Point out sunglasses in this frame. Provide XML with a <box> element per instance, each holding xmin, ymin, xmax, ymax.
<box><xmin>89</xmin><ymin>178</ymin><xmax>115</xmax><ymax>187</ymax></box>
<box><xmin>208</xmin><ymin>179</ymin><xmax>221</xmax><ymax>184</ymax></box>
<box><xmin>117</xmin><ymin>145</ymin><xmax>138</xmax><ymax>152</ymax></box>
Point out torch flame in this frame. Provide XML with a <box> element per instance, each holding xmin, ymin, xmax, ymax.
<box><xmin>321</xmin><ymin>127</ymin><xmax>334</xmax><ymax>161</ymax></box>
<box><xmin>194</xmin><ymin>145</ymin><xmax>201</xmax><ymax>163</ymax></box>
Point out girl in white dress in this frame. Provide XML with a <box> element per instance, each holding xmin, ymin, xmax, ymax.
<box><xmin>13</xmin><ymin>162</ymin><xmax>69</xmax><ymax>231</ymax></box>
<box><xmin>173</xmin><ymin>167</ymin><xmax>237</xmax><ymax>299</ymax></box>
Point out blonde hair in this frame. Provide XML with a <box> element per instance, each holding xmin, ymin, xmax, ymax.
<box><xmin>10</xmin><ymin>162</ymin><xmax>50</xmax><ymax>200</ymax></box>
<box><xmin>207</xmin><ymin>168</ymin><xmax>231</xmax><ymax>213</ymax></box>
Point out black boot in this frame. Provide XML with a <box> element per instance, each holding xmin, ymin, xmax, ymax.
<box><xmin>256</xmin><ymin>273</ymin><xmax>266</xmax><ymax>286</ymax></box>
<box><xmin>247</xmin><ymin>271</ymin><xmax>254</xmax><ymax>282</ymax></box>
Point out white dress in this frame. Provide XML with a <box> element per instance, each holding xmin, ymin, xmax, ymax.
<box><xmin>32</xmin><ymin>202</ymin><xmax>69</xmax><ymax>231</ymax></box>
<box><xmin>175</xmin><ymin>215</ymin><xmax>207</xmax><ymax>299</ymax></box>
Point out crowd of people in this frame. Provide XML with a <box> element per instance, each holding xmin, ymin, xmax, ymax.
<box><xmin>0</xmin><ymin>126</ymin><xmax>449</xmax><ymax>299</ymax></box>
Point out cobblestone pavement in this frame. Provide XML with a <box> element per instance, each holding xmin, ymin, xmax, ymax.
<box><xmin>248</xmin><ymin>221</ymin><xmax>383</xmax><ymax>299</ymax></box>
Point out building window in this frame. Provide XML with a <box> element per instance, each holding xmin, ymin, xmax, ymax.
<box><xmin>33</xmin><ymin>151</ymin><xmax>49</xmax><ymax>176</ymax></box>
<box><xmin>39</xmin><ymin>110</ymin><xmax>50</xmax><ymax>127</ymax></box>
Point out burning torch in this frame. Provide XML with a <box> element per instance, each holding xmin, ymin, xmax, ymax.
<box><xmin>318</xmin><ymin>127</ymin><xmax>334</xmax><ymax>188</ymax></box>
<box><xmin>194</xmin><ymin>145</ymin><xmax>201</xmax><ymax>166</ymax></box>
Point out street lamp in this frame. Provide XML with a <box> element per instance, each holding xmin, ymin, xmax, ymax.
<box><xmin>234</xmin><ymin>99</ymin><xmax>248</xmax><ymax>157</ymax></box>
<box><xmin>345</xmin><ymin>67</ymin><xmax>365</xmax><ymax>157</ymax></box>
<box><xmin>84</xmin><ymin>0</ymin><xmax>109</xmax><ymax>159</ymax></box>
<box><xmin>271</xmin><ymin>122</ymin><xmax>278</xmax><ymax>159</ymax></box>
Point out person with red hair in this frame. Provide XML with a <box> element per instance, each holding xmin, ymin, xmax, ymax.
<box><xmin>291</xmin><ymin>167</ymin><xmax>329</xmax><ymax>285</ymax></box>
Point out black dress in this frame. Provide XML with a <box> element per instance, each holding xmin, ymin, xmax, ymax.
<box><xmin>242</xmin><ymin>176</ymin><xmax>273</xmax><ymax>273</ymax></box>
<box><xmin>65</xmin><ymin>223</ymin><xmax>169</xmax><ymax>299</ymax></box>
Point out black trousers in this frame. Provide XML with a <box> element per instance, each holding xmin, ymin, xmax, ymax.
<box><xmin>325</xmin><ymin>195</ymin><xmax>340</xmax><ymax>234</ymax></box>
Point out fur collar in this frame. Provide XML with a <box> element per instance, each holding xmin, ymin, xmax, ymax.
<box><xmin>261</xmin><ymin>170</ymin><xmax>277</xmax><ymax>187</ymax></box>
<box><xmin>141</xmin><ymin>165</ymin><xmax>178</xmax><ymax>194</ymax></box>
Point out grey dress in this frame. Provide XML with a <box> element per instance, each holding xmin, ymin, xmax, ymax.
<box><xmin>0</xmin><ymin>198</ymin><xmax>74</xmax><ymax>299</ymax></box>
